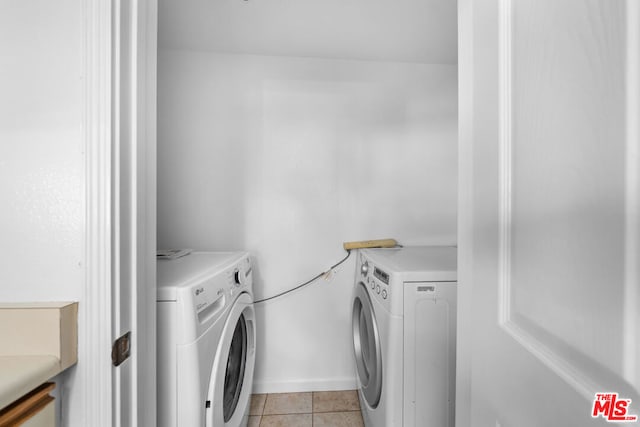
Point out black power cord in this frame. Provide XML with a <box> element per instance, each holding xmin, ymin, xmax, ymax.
<box><xmin>254</xmin><ymin>249</ymin><xmax>352</xmax><ymax>304</ymax></box>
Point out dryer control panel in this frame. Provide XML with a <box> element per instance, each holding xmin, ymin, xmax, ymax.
<box><xmin>358</xmin><ymin>247</ymin><xmax>457</xmax><ymax>316</ymax></box>
<box><xmin>373</xmin><ymin>267</ymin><xmax>389</xmax><ymax>285</ymax></box>
<box><xmin>358</xmin><ymin>253</ymin><xmax>392</xmax><ymax>312</ymax></box>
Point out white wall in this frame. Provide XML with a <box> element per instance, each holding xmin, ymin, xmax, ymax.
<box><xmin>0</xmin><ymin>0</ymin><xmax>84</xmax><ymax>423</ymax></box>
<box><xmin>159</xmin><ymin>0</ymin><xmax>457</xmax><ymax>64</ymax></box>
<box><xmin>0</xmin><ymin>0</ymin><xmax>84</xmax><ymax>299</ymax></box>
<box><xmin>158</xmin><ymin>50</ymin><xmax>457</xmax><ymax>392</ymax></box>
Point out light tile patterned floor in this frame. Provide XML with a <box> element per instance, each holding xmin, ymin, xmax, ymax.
<box><xmin>249</xmin><ymin>390</ymin><xmax>364</xmax><ymax>427</ymax></box>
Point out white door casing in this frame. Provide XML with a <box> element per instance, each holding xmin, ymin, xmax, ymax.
<box><xmin>457</xmin><ymin>0</ymin><xmax>640</xmax><ymax>426</ymax></box>
<box><xmin>81</xmin><ymin>1</ymin><xmax>156</xmax><ymax>426</ymax></box>
<box><xmin>112</xmin><ymin>0</ymin><xmax>157</xmax><ymax>426</ymax></box>
<box><xmin>79</xmin><ymin>1</ymin><xmax>115</xmax><ymax>425</ymax></box>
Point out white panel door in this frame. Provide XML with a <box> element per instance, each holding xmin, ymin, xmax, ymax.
<box><xmin>457</xmin><ymin>0</ymin><xmax>640</xmax><ymax>426</ymax></box>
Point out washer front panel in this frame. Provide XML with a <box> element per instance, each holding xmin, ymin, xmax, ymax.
<box><xmin>156</xmin><ymin>252</ymin><xmax>254</xmax><ymax>427</ymax></box>
<box><xmin>223</xmin><ymin>314</ymin><xmax>247</xmax><ymax>422</ymax></box>
<box><xmin>206</xmin><ymin>293</ymin><xmax>256</xmax><ymax>427</ymax></box>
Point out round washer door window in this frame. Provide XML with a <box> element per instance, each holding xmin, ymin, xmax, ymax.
<box><xmin>352</xmin><ymin>281</ymin><xmax>382</xmax><ymax>408</ymax></box>
<box><xmin>223</xmin><ymin>314</ymin><xmax>247</xmax><ymax>422</ymax></box>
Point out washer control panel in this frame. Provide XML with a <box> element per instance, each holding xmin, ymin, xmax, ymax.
<box><xmin>225</xmin><ymin>256</ymin><xmax>253</xmax><ymax>292</ymax></box>
<box><xmin>158</xmin><ymin>251</ymin><xmax>253</xmax><ymax>343</ymax></box>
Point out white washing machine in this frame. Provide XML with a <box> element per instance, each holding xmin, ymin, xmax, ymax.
<box><xmin>157</xmin><ymin>251</ymin><xmax>256</xmax><ymax>427</ymax></box>
<box><xmin>352</xmin><ymin>246</ymin><xmax>457</xmax><ymax>427</ymax></box>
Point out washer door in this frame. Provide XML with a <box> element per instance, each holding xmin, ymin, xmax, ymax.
<box><xmin>352</xmin><ymin>281</ymin><xmax>382</xmax><ymax>408</ymax></box>
<box><xmin>206</xmin><ymin>293</ymin><xmax>256</xmax><ymax>427</ymax></box>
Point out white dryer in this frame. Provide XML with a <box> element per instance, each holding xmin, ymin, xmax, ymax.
<box><xmin>157</xmin><ymin>251</ymin><xmax>256</xmax><ymax>427</ymax></box>
<box><xmin>352</xmin><ymin>246</ymin><xmax>457</xmax><ymax>427</ymax></box>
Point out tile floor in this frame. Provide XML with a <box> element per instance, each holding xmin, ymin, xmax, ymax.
<box><xmin>249</xmin><ymin>390</ymin><xmax>364</xmax><ymax>427</ymax></box>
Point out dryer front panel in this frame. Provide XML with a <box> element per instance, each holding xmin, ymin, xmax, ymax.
<box><xmin>352</xmin><ymin>281</ymin><xmax>383</xmax><ymax>409</ymax></box>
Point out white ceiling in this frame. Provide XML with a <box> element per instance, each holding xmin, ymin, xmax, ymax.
<box><xmin>158</xmin><ymin>0</ymin><xmax>457</xmax><ymax>64</ymax></box>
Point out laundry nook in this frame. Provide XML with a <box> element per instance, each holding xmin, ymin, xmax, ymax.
<box><xmin>155</xmin><ymin>0</ymin><xmax>457</xmax><ymax>424</ymax></box>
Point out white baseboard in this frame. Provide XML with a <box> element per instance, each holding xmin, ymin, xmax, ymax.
<box><xmin>252</xmin><ymin>377</ymin><xmax>357</xmax><ymax>394</ymax></box>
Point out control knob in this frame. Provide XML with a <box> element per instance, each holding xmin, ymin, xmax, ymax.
<box><xmin>361</xmin><ymin>261</ymin><xmax>369</xmax><ymax>276</ymax></box>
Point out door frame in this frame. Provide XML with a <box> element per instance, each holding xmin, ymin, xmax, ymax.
<box><xmin>78</xmin><ymin>1</ymin><xmax>114</xmax><ymax>425</ymax></box>
<box><xmin>455</xmin><ymin>0</ymin><xmax>474</xmax><ymax>425</ymax></box>
<box><xmin>78</xmin><ymin>1</ymin><xmax>157</xmax><ymax>426</ymax></box>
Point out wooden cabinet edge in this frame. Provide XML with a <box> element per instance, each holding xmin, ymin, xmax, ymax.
<box><xmin>0</xmin><ymin>383</ymin><xmax>55</xmax><ymax>427</ymax></box>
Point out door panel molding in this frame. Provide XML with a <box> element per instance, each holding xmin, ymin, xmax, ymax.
<box><xmin>495</xmin><ymin>10</ymin><xmax>597</xmax><ymax>389</ymax></box>
<box><xmin>497</xmin><ymin>0</ymin><xmax>513</xmax><ymax>329</ymax></box>
<box><xmin>495</xmin><ymin>0</ymin><xmax>623</xmax><ymax>401</ymax></box>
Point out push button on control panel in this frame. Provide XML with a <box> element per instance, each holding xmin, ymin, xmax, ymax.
<box><xmin>376</xmin><ymin>284</ymin><xmax>380</xmax><ymax>294</ymax></box>
<box><xmin>382</xmin><ymin>289</ymin><xmax>388</xmax><ymax>299</ymax></box>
